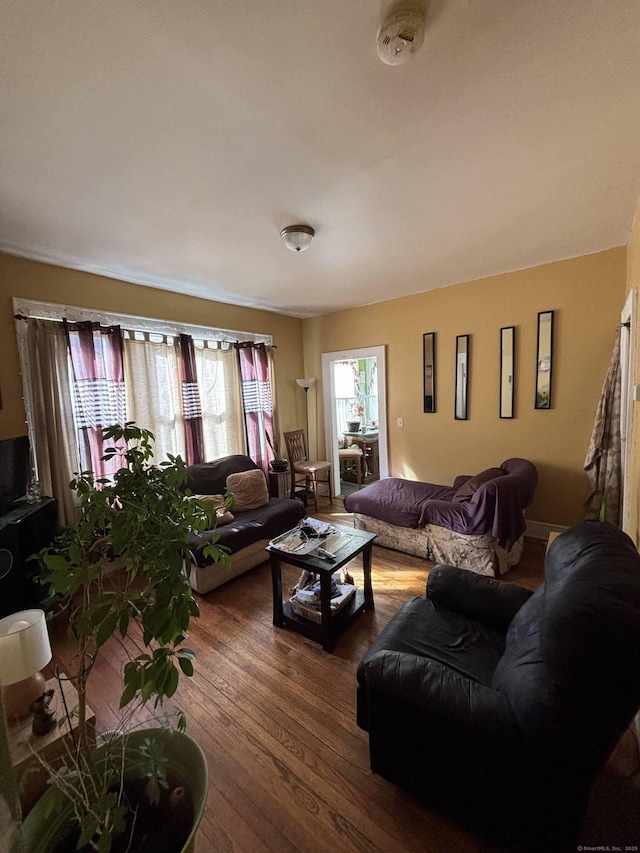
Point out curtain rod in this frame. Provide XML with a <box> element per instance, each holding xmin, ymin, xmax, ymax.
<box><xmin>12</xmin><ymin>298</ymin><xmax>272</xmax><ymax>346</ymax></box>
<box><xmin>15</xmin><ymin>314</ymin><xmax>278</xmax><ymax>348</ymax></box>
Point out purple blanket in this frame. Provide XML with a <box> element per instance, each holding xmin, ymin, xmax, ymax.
<box><xmin>343</xmin><ymin>458</ymin><xmax>538</xmax><ymax>551</ymax></box>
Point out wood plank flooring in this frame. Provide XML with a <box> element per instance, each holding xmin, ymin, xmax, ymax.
<box><xmin>46</xmin><ymin>503</ymin><xmax>634</xmax><ymax>851</ymax></box>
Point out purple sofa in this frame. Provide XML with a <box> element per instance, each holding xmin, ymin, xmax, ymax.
<box><xmin>343</xmin><ymin>458</ymin><xmax>538</xmax><ymax>576</ymax></box>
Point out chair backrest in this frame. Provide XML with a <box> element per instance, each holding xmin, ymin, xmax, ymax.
<box><xmin>283</xmin><ymin>429</ymin><xmax>308</xmax><ymax>465</ymax></box>
<box><xmin>492</xmin><ymin>519</ymin><xmax>640</xmax><ymax>773</ymax></box>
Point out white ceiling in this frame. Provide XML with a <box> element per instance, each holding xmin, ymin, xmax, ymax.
<box><xmin>1</xmin><ymin>1</ymin><xmax>639</xmax><ymax>318</ymax></box>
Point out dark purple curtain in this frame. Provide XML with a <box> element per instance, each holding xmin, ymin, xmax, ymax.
<box><xmin>177</xmin><ymin>334</ymin><xmax>204</xmax><ymax>465</ymax></box>
<box><xmin>64</xmin><ymin>320</ymin><xmax>126</xmax><ymax>478</ymax></box>
<box><xmin>236</xmin><ymin>343</ymin><xmax>273</xmax><ymax>473</ymax></box>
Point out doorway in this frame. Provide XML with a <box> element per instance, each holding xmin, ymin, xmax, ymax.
<box><xmin>321</xmin><ymin>346</ymin><xmax>388</xmax><ymax>499</ymax></box>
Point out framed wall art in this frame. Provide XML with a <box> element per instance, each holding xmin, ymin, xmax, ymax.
<box><xmin>455</xmin><ymin>334</ymin><xmax>469</xmax><ymax>420</ymax></box>
<box><xmin>535</xmin><ymin>310</ymin><xmax>554</xmax><ymax>409</ymax></box>
<box><xmin>423</xmin><ymin>332</ymin><xmax>436</xmax><ymax>413</ymax></box>
<box><xmin>500</xmin><ymin>326</ymin><xmax>515</xmax><ymax>418</ymax></box>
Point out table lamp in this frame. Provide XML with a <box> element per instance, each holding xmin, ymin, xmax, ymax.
<box><xmin>0</xmin><ymin>609</ymin><xmax>52</xmax><ymax>723</ymax></box>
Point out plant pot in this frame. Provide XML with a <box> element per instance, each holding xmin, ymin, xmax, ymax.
<box><xmin>21</xmin><ymin>728</ymin><xmax>208</xmax><ymax>853</ymax></box>
<box><xmin>346</xmin><ymin>421</ymin><xmax>361</xmax><ymax>433</ymax></box>
<box><xmin>269</xmin><ymin>459</ymin><xmax>288</xmax><ymax>472</ymax></box>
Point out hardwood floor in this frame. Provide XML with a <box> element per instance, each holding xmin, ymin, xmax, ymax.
<box><xmin>45</xmin><ymin>503</ymin><xmax>629</xmax><ymax>851</ymax></box>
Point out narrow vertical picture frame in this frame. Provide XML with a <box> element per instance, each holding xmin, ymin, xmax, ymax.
<box><xmin>423</xmin><ymin>332</ymin><xmax>436</xmax><ymax>413</ymax></box>
<box><xmin>500</xmin><ymin>326</ymin><xmax>515</xmax><ymax>418</ymax></box>
<box><xmin>455</xmin><ymin>334</ymin><xmax>469</xmax><ymax>420</ymax></box>
<box><xmin>535</xmin><ymin>310</ymin><xmax>554</xmax><ymax>409</ymax></box>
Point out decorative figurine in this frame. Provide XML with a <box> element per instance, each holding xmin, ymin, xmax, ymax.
<box><xmin>342</xmin><ymin>567</ymin><xmax>354</xmax><ymax>586</ymax></box>
<box><xmin>30</xmin><ymin>688</ymin><xmax>56</xmax><ymax>736</ymax></box>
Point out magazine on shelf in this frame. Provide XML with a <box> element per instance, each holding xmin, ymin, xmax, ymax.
<box><xmin>289</xmin><ymin>583</ymin><xmax>357</xmax><ymax>624</ymax></box>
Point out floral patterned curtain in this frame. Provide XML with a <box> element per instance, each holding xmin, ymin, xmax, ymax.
<box><xmin>584</xmin><ymin>331</ymin><xmax>621</xmax><ymax>524</ymax></box>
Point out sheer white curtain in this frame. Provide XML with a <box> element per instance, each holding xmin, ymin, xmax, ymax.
<box><xmin>194</xmin><ymin>343</ymin><xmax>245</xmax><ymax>460</ymax></box>
<box><xmin>123</xmin><ymin>333</ymin><xmax>187</xmax><ymax>463</ymax></box>
<box><xmin>123</xmin><ymin>335</ymin><xmax>245</xmax><ymax>464</ymax></box>
<box><xmin>25</xmin><ymin>319</ymin><xmax>79</xmax><ymax>524</ymax></box>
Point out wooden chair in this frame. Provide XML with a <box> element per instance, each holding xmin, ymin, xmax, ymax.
<box><xmin>339</xmin><ymin>445</ymin><xmax>364</xmax><ymax>489</ymax></box>
<box><xmin>283</xmin><ymin>429</ymin><xmax>332</xmax><ymax>513</ymax></box>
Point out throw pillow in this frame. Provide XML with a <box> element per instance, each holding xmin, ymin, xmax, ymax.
<box><xmin>226</xmin><ymin>469</ymin><xmax>269</xmax><ymax>511</ymax></box>
<box><xmin>195</xmin><ymin>494</ymin><xmax>235</xmax><ymax>526</ymax></box>
<box><xmin>452</xmin><ymin>467</ymin><xmax>505</xmax><ymax>502</ymax></box>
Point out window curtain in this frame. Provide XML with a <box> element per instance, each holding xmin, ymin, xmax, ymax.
<box><xmin>123</xmin><ymin>333</ymin><xmax>186</xmax><ymax>463</ymax></box>
<box><xmin>177</xmin><ymin>334</ymin><xmax>204</xmax><ymax>465</ymax></box>
<box><xmin>63</xmin><ymin>320</ymin><xmax>126</xmax><ymax>480</ymax></box>
<box><xmin>125</xmin><ymin>334</ymin><xmax>247</xmax><ymax>465</ymax></box>
<box><xmin>236</xmin><ymin>343</ymin><xmax>273</xmax><ymax>473</ymax></box>
<box><xmin>584</xmin><ymin>330</ymin><xmax>622</xmax><ymax>524</ymax></box>
<box><xmin>193</xmin><ymin>343</ymin><xmax>245</xmax><ymax>460</ymax></box>
<box><xmin>25</xmin><ymin>319</ymin><xmax>79</xmax><ymax>525</ymax></box>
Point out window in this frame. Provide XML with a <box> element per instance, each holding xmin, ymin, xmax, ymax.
<box><xmin>14</xmin><ymin>298</ymin><xmax>273</xmax><ymax>520</ymax></box>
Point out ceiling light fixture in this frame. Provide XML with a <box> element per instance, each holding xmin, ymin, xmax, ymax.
<box><xmin>280</xmin><ymin>225</ymin><xmax>315</xmax><ymax>253</ymax></box>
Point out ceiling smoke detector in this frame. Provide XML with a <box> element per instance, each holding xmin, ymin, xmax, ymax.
<box><xmin>377</xmin><ymin>4</ymin><xmax>426</xmax><ymax>66</ymax></box>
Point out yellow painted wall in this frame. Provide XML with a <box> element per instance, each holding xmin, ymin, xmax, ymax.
<box><xmin>625</xmin><ymin>195</ymin><xmax>640</xmax><ymax>542</ymax></box>
<box><xmin>0</xmin><ymin>252</ymin><xmax>305</xmax><ymax>442</ymax></box>
<box><xmin>0</xmin><ymin>248</ymin><xmax>629</xmax><ymax>529</ymax></box>
<box><xmin>303</xmin><ymin>248</ymin><xmax>627</xmax><ymax>527</ymax></box>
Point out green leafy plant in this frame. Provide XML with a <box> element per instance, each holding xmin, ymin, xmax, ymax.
<box><xmin>29</xmin><ymin>708</ymin><xmax>185</xmax><ymax>853</ymax></box>
<box><xmin>35</xmin><ymin>422</ymin><xmax>229</xmax><ymax>849</ymax></box>
<box><xmin>264</xmin><ymin>428</ymin><xmax>282</xmax><ymax>460</ymax></box>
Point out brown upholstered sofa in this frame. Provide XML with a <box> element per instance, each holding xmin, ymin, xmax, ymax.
<box><xmin>186</xmin><ymin>454</ymin><xmax>305</xmax><ymax>593</ymax></box>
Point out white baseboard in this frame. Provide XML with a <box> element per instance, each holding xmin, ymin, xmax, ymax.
<box><xmin>525</xmin><ymin>519</ymin><xmax>569</xmax><ymax>541</ymax></box>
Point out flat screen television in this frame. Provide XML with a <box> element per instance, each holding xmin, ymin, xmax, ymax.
<box><xmin>0</xmin><ymin>434</ymin><xmax>30</xmax><ymax>514</ymax></box>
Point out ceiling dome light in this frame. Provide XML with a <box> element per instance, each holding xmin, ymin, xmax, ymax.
<box><xmin>280</xmin><ymin>225</ymin><xmax>315</xmax><ymax>253</ymax></box>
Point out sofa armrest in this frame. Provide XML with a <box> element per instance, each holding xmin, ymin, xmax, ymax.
<box><xmin>362</xmin><ymin>650</ymin><xmax>520</xmax><ymax>739</ymax></box>
<box><xmin>426</xmin><ymin>564</ymin><xmax>533</xmax><ymax>632</ymax></box>
<box><xmin>452</xmin><ymin>474</ymin><xmax>472</xmax><ymax>490</ymax></box>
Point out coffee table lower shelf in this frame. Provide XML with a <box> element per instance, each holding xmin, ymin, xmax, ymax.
<box><xmin>281</xmin><ymin>588</ymin><xmax>367</xmax><ymax>647</ymax></box>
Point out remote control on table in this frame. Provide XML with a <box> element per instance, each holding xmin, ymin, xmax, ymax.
<box><xmin>316</xmin><ymin>548</ymin><xmax>336</xmax><ymax>562</ymax></box>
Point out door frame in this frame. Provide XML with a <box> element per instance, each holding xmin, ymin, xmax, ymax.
<box><xmin>321</xmin><ymin>345</ymin><xmax>388</xmax><ymax>498</ymax></box>
<box><xmin>621</xmin><ymin>288</ymin><xmax>637</xmax><ymax>535</ymax></box>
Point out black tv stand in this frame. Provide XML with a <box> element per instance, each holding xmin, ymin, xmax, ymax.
<box><xmin>0</xmin><ymin>497</ymin><xmax>58</xmax><ymax>618</ymax></box>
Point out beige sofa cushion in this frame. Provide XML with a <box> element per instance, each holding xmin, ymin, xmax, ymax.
<box><xmin>196</xmin><ymin>494</ymin><xmax>234</xmax><ymax>525</ymax></box>
<box><xmin>226</xmin><ymin>469</ymin><xmax>269</xmax><ymax>511</ymax></box>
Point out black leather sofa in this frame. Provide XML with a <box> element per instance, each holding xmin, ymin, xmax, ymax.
<box><xmin>357</xmin><ymin>520</ymin><xmax>640</xmax><ymax>852</ymax></box>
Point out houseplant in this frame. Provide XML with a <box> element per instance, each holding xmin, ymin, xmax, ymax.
<box><xmin>22</xmin><ymin>422</ymin><xmax>229</xmax><ymax>852</ymax></box>
<box><xmin>265</xmin><ymin>429</ymin><xmax>288</xmax><ymax>472</ymax></box>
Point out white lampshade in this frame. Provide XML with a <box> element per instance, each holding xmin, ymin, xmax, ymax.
<box><xmin>0</xmin><ymin>609</ymin><xmax>51</xmax><ymax>686</ymax></box>
<box><xmin>296</xmin><ymin>378</ymin><xmax>316</xmax><ymax>390</ymax></box>
<box><xmin>280</xmin><ymin>225</ymin><xmax>315</xmax><ymax>253</ymax></box>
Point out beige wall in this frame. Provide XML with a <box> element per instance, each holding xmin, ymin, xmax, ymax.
<box><xmin>0</xmin><ymin>252</ymin><xmax>305</xmax><ymax>443</ymax></box>
<box><xmin>625</xmin><ymin>195</ymin><xmax>640</xmax><ymax>542</ymax></box>
<box><xmin>0</xmin><ymin>248</ymin><xmax>629</xmax><ymax>529</ymax></box>
<box><xmin>303</xmin><ymin>248</ymin><xmax>627</xmax><ymax>528</ymax></box>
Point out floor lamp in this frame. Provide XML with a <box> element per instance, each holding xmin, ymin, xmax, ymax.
<box><xmin>296</xmin><ymin>378</ymin><xmax>316</xmax><ymax>453</ymax></box>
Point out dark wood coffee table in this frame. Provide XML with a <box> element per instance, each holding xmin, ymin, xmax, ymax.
<box><xmin>267</xmin><ymin>524</ymin><xmax>376</xmax><ymax>653</ymax></box>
